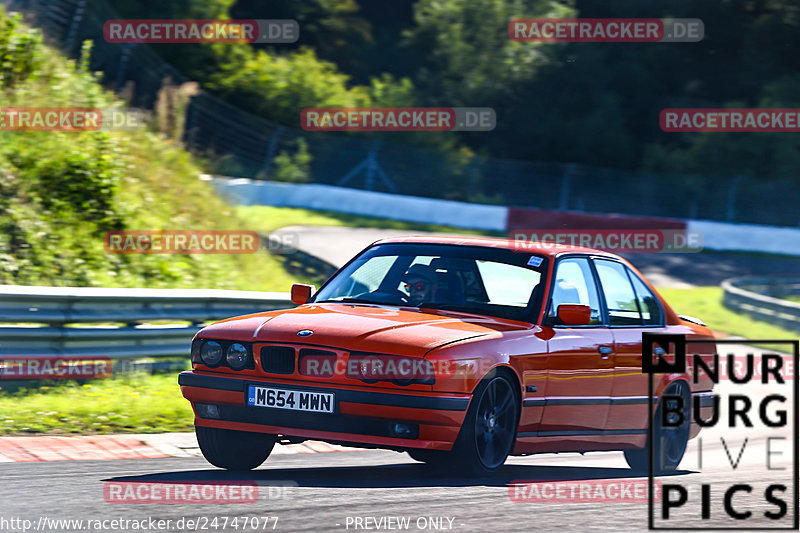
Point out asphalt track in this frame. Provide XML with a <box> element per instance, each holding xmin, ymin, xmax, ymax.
<box><xmin>1</xmin><ymin>344</ymin><xmax>796</xmax><ymax>532</ymax></box>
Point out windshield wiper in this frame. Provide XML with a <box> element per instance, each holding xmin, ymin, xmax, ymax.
<box><xmin>318</xmin><ymin>297</ymin><xmax>384</xmax><ymax>305</ymax></box>
<box><xmin>416</xmin><ymin>302</ymin><xmax>477</xmax><ymax>314</ymax></box>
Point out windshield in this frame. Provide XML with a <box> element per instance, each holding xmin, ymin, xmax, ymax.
<box><xmin>312</xmin><ymin>243</ymin><xmax>546</xmax><ymax>321</ymax></box>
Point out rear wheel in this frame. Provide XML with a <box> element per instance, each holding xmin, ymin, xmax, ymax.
<box><xmin>196</xmin><ymin>426</ymin><xmax>276</xmax><ymax>471</ymax></box>
<box><xmin>624</xmin><ymin>381</ymin><xmax>690</xmax><ymax>472</ymax></box>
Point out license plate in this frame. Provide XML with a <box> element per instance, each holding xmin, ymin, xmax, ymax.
<box><xmin>247</xmin><ymin>385</ymin><xmax>335</xmax><ymax>414</ymax></box>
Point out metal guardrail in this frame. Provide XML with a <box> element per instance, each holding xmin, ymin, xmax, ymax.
<box><xmin>0</xmin><ymin>285</ymin><xmax>293</xmax><ymax>359</ymax></box>
<box><xmin>721</xmin><ymin>277</ymin><xmax>800</xmax><ymax>334</ymax></box>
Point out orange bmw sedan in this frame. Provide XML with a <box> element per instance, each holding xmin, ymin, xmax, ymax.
<box><xmin>179</xmin><ymin>236</ymin><xmax>715</xmax><ymax>474</ymax></box>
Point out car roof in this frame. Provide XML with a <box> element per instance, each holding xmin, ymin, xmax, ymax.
<box><xmin>373</xmin><ymin>235</ymin><xmax>624</xmax><ymax>259</ymax></box>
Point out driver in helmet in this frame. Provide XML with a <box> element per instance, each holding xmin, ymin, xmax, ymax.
<box><xmin>403</xmin><ymin>264</ymin><xmax>438</xmax><ymax>306</ymax></box>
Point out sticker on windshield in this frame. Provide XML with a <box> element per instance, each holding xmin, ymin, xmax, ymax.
<box><xmin>527</xmin><ymin>256</ymin><xmax>543</xmax><ymax>268</ymax></box>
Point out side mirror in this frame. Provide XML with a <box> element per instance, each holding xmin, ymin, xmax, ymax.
<box><xmin>557</xmin><ymin>304</ymin><xmax>591</xmax><ymax>326</ymax></box>
<box><xmin>291</xmin><ymin>283</ymin><xmax>315</xmax><ymax>305</ymax></box>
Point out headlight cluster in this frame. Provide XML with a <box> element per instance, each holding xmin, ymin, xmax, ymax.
<box><xmin>347</xmin><ymin>353</ymin><xmax>435</xmax><ymax>385</ymax></box>
<box><xmin>191</xmin><ymin>338</ymin><xmax>253</xmax><ymax>370</ymax></box>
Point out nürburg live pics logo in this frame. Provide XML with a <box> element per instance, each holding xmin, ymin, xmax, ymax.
<box><xmin>642</xmin><ymin>333</ymin><xmax>798</xmax><ymax>530</ymax></box>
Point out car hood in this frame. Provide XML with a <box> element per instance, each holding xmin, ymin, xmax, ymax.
<box><xmin>199</xmin><ymin>303</ymin><xmax>531</xmax><ymax>357</ymax></box>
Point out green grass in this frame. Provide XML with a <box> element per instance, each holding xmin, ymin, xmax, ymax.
<box><xmin>235</xmin><ymin>205</ymin><xmax>495</xmax><ymax>235</ymax></box>
<box><xmin>0</xmin><ymin>11</ymin><xmax>301</xmax><ymax>292</ymax></box>
<box><xmin>657</xmin><ymin>286</ymin><xmax>799</xmax><ymax>341</ymax></box>
<box><xmin>0</xmin><ymin>373</ymin><xmax>193</xmax><ymax>435</ymax></box>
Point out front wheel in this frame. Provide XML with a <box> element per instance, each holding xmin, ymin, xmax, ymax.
<box><xmin>196</xmin><ymin>426</ymin><xmax>276</xmax><ymax>471</ymax></box>
<box><xmin>624</xmin><ymin>381</ymin><xmax>690</xmax><ymax>472</ymax></box>
<box><xmin>450</xmin><ymin>374</ymin><xmax>519</xmax><ymax>475</ymax></box>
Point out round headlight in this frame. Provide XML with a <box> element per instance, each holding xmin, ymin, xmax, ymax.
<box><xmin>226</xmin><ymin>343</ymin><xmax>249</xmax><ymax>370</ymax></box>
<box><xmin>200</xmin><ymin>340</ymin><xmax>223</xmax><ymax>365</ymax></box>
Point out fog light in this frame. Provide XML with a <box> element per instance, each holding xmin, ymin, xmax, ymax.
<box><xmin>390</xmin><ymin>423</ymin><xmax>417</xmax><ymax>438</ymax></box>
<box><xmin>197</xmin><ymin>403</ymin><xmax>221</xmax><ymax>419</ymax></box>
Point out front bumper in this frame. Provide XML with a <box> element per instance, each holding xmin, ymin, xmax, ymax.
<box><xmin>179</xmin><ymin>371</ymin><xmax>471</xmax><ymax>450</ymax></box>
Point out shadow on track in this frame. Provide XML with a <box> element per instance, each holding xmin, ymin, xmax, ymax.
<box><xmin>104</xmin><ymin>461</ymin><xmax>693</xmax><ymax>488</ymax></box>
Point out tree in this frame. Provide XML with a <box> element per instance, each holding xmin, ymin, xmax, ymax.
<box><xmin>404</xmin><ymin>0</ymin><xmax>575</xmax><ymax>105</ymax></box>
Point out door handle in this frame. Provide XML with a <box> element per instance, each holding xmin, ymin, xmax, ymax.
<box><xmin>598</xmin><ymin>346</ymin><xmax>612</xmax><ymax>358</ymax></box>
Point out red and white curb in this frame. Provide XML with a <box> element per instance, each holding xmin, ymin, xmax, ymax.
<box><xmin>0</xmin><ymin>433</ymin><xmax>364</xmax><ymax>462</ymax></box>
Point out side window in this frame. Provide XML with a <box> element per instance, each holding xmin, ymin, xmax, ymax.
<box><xmin>594</xmin><ymin>260</ymin><xmax>642</xmax><ymax>326</ymax></box>
<box><xmin>476</xmin><ymin>260</ymin><xmax>540</xmax><ymax>307</ymax></box>
<box><xmin>629</xmin><ymin>270</ymin><xmax>662</xmax><ymax>325</ymax></box>
<box><xmin>548</xmin><ymin>258</ymin><xmax>602</xmax><ymax>325</ymax></box>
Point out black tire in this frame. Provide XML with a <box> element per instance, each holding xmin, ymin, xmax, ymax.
<box><xmin>407</xmin><ymin>448</ymin><xmax>449</xmax><ymax>464</ymax></box>
<box><xmin>196</xmin><ymin>426</ymin><xmax>276</xmax><ymax>471</ymax></box>
<box><xmin>449</xmin><ymin>373</ymin><xmax>519</xmax><ymax>475</ymax></box>
<box><xmin>624</xmin><ymin>381</ymin><xmax>690</xmax><ymax>472</ymax></box>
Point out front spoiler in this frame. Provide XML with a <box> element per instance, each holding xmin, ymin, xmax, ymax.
<box><xmin>179</xmin><ymin>371</ymin><xmax>471</xmax><ymax>450</ymax></box>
